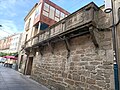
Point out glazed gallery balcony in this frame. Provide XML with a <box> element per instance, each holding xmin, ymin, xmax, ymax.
<box><xmin>24</xmin><ymin>2</ymin><xmax>101</xmax><ymax>50</ymax></box>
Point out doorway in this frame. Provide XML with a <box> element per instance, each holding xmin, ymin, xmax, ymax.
<box><xmin>19</xmin><ymin>55</ymin><xmax>23</xmax><ymax>69</ymax></box>
<box><xmin>25</xmin><ymin>57</ymin><xmax>33</xmax><ymax>75</ymax></box>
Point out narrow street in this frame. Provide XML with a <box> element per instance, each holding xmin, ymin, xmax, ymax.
<box><xmin>0</xmin><ymin>64</ymin><xmax>49</xmax><ymax>90</ymax></box>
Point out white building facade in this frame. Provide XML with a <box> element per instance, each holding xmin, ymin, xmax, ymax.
<box><xmin>9</xmin><ymin>33</ymin><xmax>22</xmax><ymax>53</ymax></box>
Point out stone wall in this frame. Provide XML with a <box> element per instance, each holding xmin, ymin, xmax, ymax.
<box><xmin>31</xmin><ymin>30</ymin><xmax>114</xmax><ymax>90</ymax></box>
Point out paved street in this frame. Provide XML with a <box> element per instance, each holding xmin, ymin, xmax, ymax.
<box><xmin>0</xmin><ymin>64</ymin><xmax>49</xmax><ymax>90</ymax></box>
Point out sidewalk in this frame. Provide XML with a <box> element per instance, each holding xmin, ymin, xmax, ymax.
<box><xmin>0</xmin><ymin>64</ymin><xmax>50</xmax><ymax>90</ymax></box>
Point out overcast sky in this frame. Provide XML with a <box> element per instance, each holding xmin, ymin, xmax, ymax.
<box><xmin>0</xmin><ymin>0</ymin><xmax>104</xmax><ymax>38</ymax></box>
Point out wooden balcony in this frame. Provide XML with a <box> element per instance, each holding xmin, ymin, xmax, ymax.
<box><xmin>24</xmin><ymin>2</ymin><xmax>100</xmax><ymax>50</ymax></box>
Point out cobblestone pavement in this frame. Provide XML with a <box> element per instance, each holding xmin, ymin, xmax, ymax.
<box><xmin>0</xmin><ymin>64</ymin><xmax>50</xmax><ymax>90</ymax></box>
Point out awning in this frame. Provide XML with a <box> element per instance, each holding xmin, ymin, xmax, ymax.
<box><xmin>3</xmin><ymin>56</ymin><xmax>17</xmax><ymax>60</ymax></box>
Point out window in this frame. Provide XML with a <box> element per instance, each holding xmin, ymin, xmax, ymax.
<box><xmin>43</xmin><ymin>11</ymin><xmax>49</xmax><ymax>17</ymax></box>
<box><xmin>44</xmin><ymin>3</ymin><xmax>49</xmax><ymax>12</ymax></box>
<box><xmin>43</xmin><ymin>3</ymin><xmax>49</xmax><ymax>17</ymax></box>
<box><xmin>49</xmin><ymin>6</ymin><xmax>55</xmax><ymax>20</ymax></box>
<box><xmin>25</xmin><ymin>34</ymin><xmax>28</xmax><ymax>42</ymax></box>
<box><xmin>55</xmin><ymin>17</ymin><xmax>59</xmax><ymax>22</ymax></box>
<box><xmin>55</xmin><ymin>9</ymin><xmax>61</xmax><ymax>21</ymax></box>
<box><xmin>60</xmin><ymin>12</ymin><xmax>65</xmax><ymax>20</ymax></box>
<box><xmin>35</xmin><ymin>8</ymin><xmax>39</xmax><ymax>18</ymax></box>
<box><xmin>35</xmin><ymin>3</ymin><xmax>42</xmax><ymax>18</ymax></box>
<box><xmin>40</xmin><ymin>23</ymin><xmax>49</xmax><ymax>30</ymax></box>
<box><xmin>55</xmin><ymin>9</ymin><xmax>60</xmax><ymax>17</ymax></box>
<box><xmin>28</xmin><ymin>18</ymin><xmax>31</xmax><ymax>28</ymax></box>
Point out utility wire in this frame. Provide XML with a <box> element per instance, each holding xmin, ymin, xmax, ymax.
<box><xmin>66</xmin><ymin>0</ymin><xmax>84</xmax><ymax>12</ymax></box>
<box><xmin>0</xmin><ymin>27</ymin><xmax>12</xmax><ymax>35</ymax></box>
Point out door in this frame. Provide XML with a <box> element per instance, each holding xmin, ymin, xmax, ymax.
<box><xmin>26</xmin><ymin>57</ymin><xmax>33</xmax><ymax>75</ymax></box>
<box><xmin>19</xmin><ymin>55</ymin><xmax>23</xmax><ymax>69</ymax></box>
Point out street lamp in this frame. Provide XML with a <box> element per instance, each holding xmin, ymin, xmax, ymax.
<box><xmin>104</xmin><ymin>0</ymin><xmax>119</xmax><ymax>90</ymax></box>
<box><xmin>104</xmin><ymin>0</ymin><xmax>112</xmax><ymax>13</ymax></box>
<box><xmin>0</xmin><ymin>25</ymin><xmax>2</xmax><ymax>27</ymax></box>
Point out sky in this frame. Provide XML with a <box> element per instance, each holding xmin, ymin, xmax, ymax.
<box><xmin>0</xmin><ymin>0</ymin><xmax>104</xmax><ymax>38</ymax></box>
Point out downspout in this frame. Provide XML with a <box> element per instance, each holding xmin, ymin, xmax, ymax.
<box><xmin>111</xmin><ymin>0</ymin><xmax>119</xmax><ymax>90</ymax></box>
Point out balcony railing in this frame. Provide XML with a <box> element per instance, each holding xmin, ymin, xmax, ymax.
<box><xmin>24</xmin><ymin>2</ymin><xmax>99</xmax><ymax>49</ymax></box>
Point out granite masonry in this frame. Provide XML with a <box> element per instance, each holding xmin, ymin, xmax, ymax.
<box><xmin>20</xmin><ymin>2</ymin><xmax>115</xmax><ymax>90</ymax></box>
<box><xmin>31</xmin><ymin>30</ymin><xmax>114</xmax><ymax>90</ymax></box>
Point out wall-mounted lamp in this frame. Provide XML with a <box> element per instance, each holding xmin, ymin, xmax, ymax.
<box><xmin>0</xmin><ymin>25</ymin><xmax>2</xmax><ymax>27</ymax></box>
<box><xmin>104</xmin><ymin>0</ymin><xmax>112</xmax><ymax>13</ymax></box>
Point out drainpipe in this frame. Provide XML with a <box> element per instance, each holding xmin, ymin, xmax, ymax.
<box><xmin>111</xmin><ymin>1</ymin><xmax>119</xmax><ymax>90</ymax></box>
<box><xmin>104</xmin><ymin>0</ymin><xmax>119</xmax><ymax>90</ymax></box>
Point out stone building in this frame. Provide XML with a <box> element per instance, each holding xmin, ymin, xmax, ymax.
<box><xmin>19</xmin><ymin>1</ymin><xmax>117</xmax><ymax>90</ymax></box>
<box><xmin>18</xmin><ymin>0</ymin><xmax>69</xmax><ymax>74</ymax></box>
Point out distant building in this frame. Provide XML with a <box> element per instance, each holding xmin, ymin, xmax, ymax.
<box><xmin>0</xmin><ymin>36</ymin><xmax>12</xmax><ymax>53</ymax></box>
<box><xmin>9</xmin><ymin>33</ymin><xmax>22</xmax><ymax>53</ymax></box>
<box><xmin>0</xmin><ymin>33</ymin><xmax>22</xmax><ymax>54</ymax></box>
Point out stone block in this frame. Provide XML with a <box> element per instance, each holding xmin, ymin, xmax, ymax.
<box><xmin>80</xmin><ymin>76</ymin><xmax>86</xmax><ymax>82</ymax></box>
<box><xmin>72</xmin><ymin>73</ymin><xmax>80</xmax><ymax>81</ymax></box>
<box><xmin>75</xmin><ymin>81</ymin><xmax>88</xmax><ymax>88</ymax></box>
<box><xmin>61</xmin><ymin>51</ymin><xmax>67</xmax><ymax>56</ymax></box>
<box><xmin>86</xmin><ymin>78</ymin><xmax>96</xmax><ymax>84</ymax></box>
<box><xmin>81</xmin><ymin>57</ymin><xmax>92</xmax><ymax>61</ymax></box>
<box><xmin>96</xmin><ymin>81</ymin><xmax>106</xmax><ymax>88</ymax></box>
<box><xmin>104</xmin><ymin>69</ymin><xmax>114</xmax><ymax>74</ymax></box>
<box><xmin>64</xmin><ymin>79</ymin><xmax>74</xmax><ymax>85</ymax></box>
<box><xmin>103</xmin><ymin>61</ymin><xmax>113</xmax><ymax>65</ymax></box>
<box><xmin>48</xmin><ymin>79</ymin><xmax>57</xmax><ymax>86</ymax></box>
<box><xmin>55</xmin><ymin>84</ymin><xmax>66</xmax><ymax>90</ymax></box>
<box><xmin>98</xmin><ymin>65</ymin><xmax>112</xmax><ymax>69</ymax></box>
<box><xmin>91</xmin><ymin>74</ymin><xmax>104</xmax><ymax>80</ymax></box>
<box><xmin>76</xmin><ymin>49</ymin><xmax>85</xmax><ymax>54</ymax></box>
<box><xmin>68</xmin><ymin>74</ymin><xmax>72</xmax><ymax>79</ymax></box>
<box><xmin>90</xmin><ymin>61</ymin><xmax>101</xmax><ymax>65</ymax></box>
<box><xmin>81</xmin><ymin>54</ymin><xmax>84</xmax><ymax>57</ymax></box>
<box><xmin>105</xmin><ymin>84</ymin><xmax>110</xmax><ymax>89</ymax></box>
<box><xmin>85</xmin><ymin>66</ymin><xmax>95</xmax><ymax>71</ymax></box>
<box><xmin>104</xmin><ymin>73</ymin><xmax>110</xmax><ymax>78</ymax></box>
<box><xmin>54</xmin><ymin>77</ymin><xmax>63</xmax><ymax>82</ymax></box>
<box><xmin>50</xmin><ymin>83</ymin><xmax>66</xmax><ymax>90</ymax></box>
<box><xmin>78</xmin><ymin>70</ymin><xmax>90</xmax><ymax>77</ymax></box>
<box><xmin>100</xmin><ymin>41</ymin><xmax>111</xmax><ymax>46</ymax></box>
<box><xmin>79</xmin><ymin>62</ymin><xmax>88</xmax><ymax>66</ymax></box>
<box><xmin>72</xmin><ymin>55</ymin><xmax>80</xmax><ymax>61</ymax></box>
<box><xmin>98</xmin><ymin>50</ymin><xmax>106</xmax><ymax>56</ymax></box>
<box><xmin>76</xmin><ymin>87</ymin><xmax>84</xmax><ymax>90</ymax></box>
<box><xmin>89</xmin><ymin>85</ymin><xmax>102</xmax><ymax>90</ymax></box>
<box><xmin>66</xmin><ymin>85</ymin><xmax>76</xmax><ymax>90</ymax></box>
<box><xmin>97</xmin><ymin>72</ymin><xmax>104</xmax><ymax>76</ymax></box>
<box><xmin>105</xmin><ymin>79</ymin><xmax>110</xmax><ymax>83</ymax></box>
